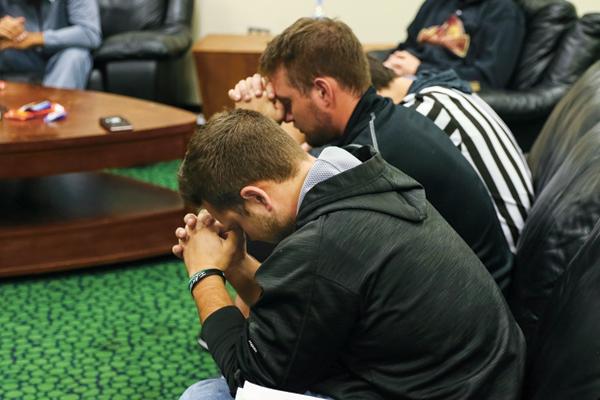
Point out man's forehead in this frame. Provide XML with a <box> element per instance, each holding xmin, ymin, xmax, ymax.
<box><xmin>269</xmin><ymin>68</ymin><xmax>293</xmax><ymax>94</ymax></box>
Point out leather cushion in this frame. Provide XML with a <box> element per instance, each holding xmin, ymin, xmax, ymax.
<box><xmin>528</xmin><ymin>60</ymin><xmax>600</xmax><ymax>193</ymax></box>
<box><xmin>510</xmin><ymin>124</ymin><xmax>600</xmax><ymax>346</ymax></box>
<box><xmin>93</xmin><ymin>29</ymin><xmax>191</xmax><ymax>62</ymax></box>
<box><xmin>524</xmin><ymin>218</ymin><xmax>600</xmax><ymax>400</ymax></box>
<box><xmin>543</xmin><ymin>13</ymin><xmax>600</xmax><ymax>86</ymax></box>
<box><xmin>511</xmin><ymin>1</ymin><xmax>577</xmax><ymax>90</ymax></box>
<box><xmin>98</xmin><ymin>0</ymin><xmax>166</xmax><ymax>37</ymax></box>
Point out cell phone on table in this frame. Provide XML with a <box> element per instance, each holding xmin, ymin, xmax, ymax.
<box><xmin>99</xmin><ymin>115</ymin><xmax>133</xmax><ymax>132</ymax></box>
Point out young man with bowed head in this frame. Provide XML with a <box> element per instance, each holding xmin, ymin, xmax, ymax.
<box><xmin>173</xmin><ymin>109</ymin><xmax>525</xmax><ymax>399</ymax></box>
<box><xmin>229</xmin><ymin>18</ymin><xmax>513</xmax><ymax>291</ymax></box>
<box><xmin>369</xmin><ymin>56</ymin><xmax>534</xmax><ymax>254</ymax></box>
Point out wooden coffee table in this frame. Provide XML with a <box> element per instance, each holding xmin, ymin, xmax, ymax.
<box><xmin>0</xmin><ymin>82</ymin><xmax>196</xmax><ymax>276</ymax></box>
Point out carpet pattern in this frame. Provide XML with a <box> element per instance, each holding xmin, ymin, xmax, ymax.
<box><xmin>0</xmin><ymin>161</ymin><xmax>221</xmax><ymax>399</ymax></box>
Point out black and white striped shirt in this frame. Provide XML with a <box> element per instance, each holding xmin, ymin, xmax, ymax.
<box><xmin>401</xmin><ymin>86</ymin><xmax>533</xmax><ymax>252</ymax></box>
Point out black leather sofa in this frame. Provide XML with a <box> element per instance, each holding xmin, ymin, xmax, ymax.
<box><xmin>523</xmin><ymin>219</ymin><xmax>600</xmax><ymax>400</ymax></box>
<box><xmin>87</xmin><ymin>0</ymin><xmax>194</xmax><ymax>105</ymax></box>
<box><xmin>507</xmin><ymin>61</ymin><xmax>600</xmax><ymax>399</ymax></box>
<box><xmin>480</xmin><ymin>0</ymin><xmax>600</xmax><ymax>151</ymax></box>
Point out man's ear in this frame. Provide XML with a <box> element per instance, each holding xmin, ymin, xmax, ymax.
<box><xmin>240</xmin><ymin>185</ymin><xmax>273</xmax><ymax>212</ymax></box>
<box><xmin>313</xmin><ymin>77</ymin><xmax>335</xmax><ymax>107</ymax></box>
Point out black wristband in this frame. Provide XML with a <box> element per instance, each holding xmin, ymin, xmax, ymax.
<box><xmin>188</xmin><ymin>268</ymin><xmax>226</xmax><ymax>295</ymax></box>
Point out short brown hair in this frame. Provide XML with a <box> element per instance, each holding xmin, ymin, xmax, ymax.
<box><xmin>368</xmin><ymin>55</ymin><xmax>396</xmax><ymax>90</ymax></box>
<box><xmin>178</xmin><ymin>109</ymin><xmax>307</xmax><ymax>210</ymax></box>
<box><xmin>259</xmin><ymin>17</ymin><xmax>370</xmax><ymax>96</ymax></box>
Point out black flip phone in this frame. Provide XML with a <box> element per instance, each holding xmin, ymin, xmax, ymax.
<box><xmin>99</xmin><ymin>115</ymin><xmax>133</xmax><ymax>132</ymax></box>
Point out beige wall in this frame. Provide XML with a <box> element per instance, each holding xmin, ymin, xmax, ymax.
<box><xmin>573</xmin><ymin>0</ymin><xmax>599</xmax><ymax>15</ymax></box>
<box><xmin>186</xmin><ymin>0</ymin><xmax>599</xmax><ymax>105</ymax></box>
<box><xmin>194</xmin><ymin>0</ymin><xmax>599</xmax><ymax>42</ymax></box>
<box><xmin>195</xmin><ymin>0</ymin><xmax>419</xmax><ymax>43</ymax></box>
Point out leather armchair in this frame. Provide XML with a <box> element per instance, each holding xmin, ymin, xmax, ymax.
<box><xmin>88</xmin><ymin>0</ymin><xmax>194</xmax><ymax>105</ymax></box>
<box><xmin>507</xmin><ymin>62</ymin><xmax>600</xmax><ymax>348</ymax></box>
<box><xmin>479</xmin><ymin>0</ymin><xmax>600</xmax><ymax>151</ymax></box>
<box><xmin>524</xmin><ymin>219</ymin><xmax>600</xmax><ymax>400</ymax></box>
<box><xmin>528</xmin><ymin>61</ymin><xmax>600</xmax><ymax>194</ymax></box>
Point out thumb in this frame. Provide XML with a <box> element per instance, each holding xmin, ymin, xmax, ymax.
<box><xmin>222</xmin><ymin>225</ymin><xmax>246</xmax><ymax>251</ymax></box>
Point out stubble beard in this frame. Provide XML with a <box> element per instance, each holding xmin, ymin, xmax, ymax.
<box><xmin>302</xmin><ymin>104</ymin><xmax>340</xmax><ymax>148</ymax></box>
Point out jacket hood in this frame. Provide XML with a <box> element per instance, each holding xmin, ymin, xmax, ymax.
<box><xmin>408</xmin><ymin>69</ymin><xmax>472</xmax><ymax>95</ymax></box>
<box><xmin>296</xmin><ymin>146</ymin><xmax>427</xmax><ymax>227</ymax></box>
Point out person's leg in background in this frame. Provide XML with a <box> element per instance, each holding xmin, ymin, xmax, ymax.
<box><xmin>180</xmin><ymin>376</ymin><xmax>334</xmax><ymax>399</ymax></box>
<box><xmin>180</xmin><ymin>377</ymin><xmax>234</xmax><ymax>400</ymax></box>
<box><xmin>43</xmin><ymin>47</ymin><xmax>92</xmax><ymax>89</ymax></box>
<box><xmin>0</xmin><ymin>48</ymin><xmax>45</xmax><ymax>82</ymax></box>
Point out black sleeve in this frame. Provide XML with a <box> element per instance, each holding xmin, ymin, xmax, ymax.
<box><xmin>203</xmin><ymin>223</ymin><xmax>360</xmax><ymax>395</ymax></box>
<box><xmin>202</xmin><ymin>306</ymin><xmax>247</xmax><ymax>392</ymax></box>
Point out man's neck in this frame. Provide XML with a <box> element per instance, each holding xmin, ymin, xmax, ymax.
<box><xmin>336</xmin><ymin>90</ymin><xmax>363</xmax><ymax>135</ymax></box>
<box><xmin>264</xmin><ymin>156</ymin><xmax>316</xmax><ymax>220</ymax></box>
<box><xmin>380</xmin><ymin>77</ymin><xmax>412</xmax><ymax>104</ymax></box>
<box><xmin>289</xmin><ymin>156</ymin><xmax>317</xmax><ymax>216</ymax></box>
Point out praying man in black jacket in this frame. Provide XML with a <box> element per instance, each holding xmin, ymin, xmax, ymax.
<box><xmin>228</xmin><ymin>18</ymin><xmax>514</xmax><ymax>291</ymax></box>
<box><xmin>173</xmin><ymin>109</ymin><xmax>525</xmax><ymax>399</ymax></box>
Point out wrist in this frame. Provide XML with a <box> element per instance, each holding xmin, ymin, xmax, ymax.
<box><xmin>188</xmin><ymin>268</ymin><xmax>226</xmax><ymax>296</ymax></box>
<box><xmin>190</xmin><ymin>274</ymin><xmax>226</xmax><ymax>299</ymax></box>
<box><xmin>32</xmin><ymin>31</ymin><xmax>44</xmax><ymax>47</ymax></box>
<box><xmin>186</xmin><ymin>264</ymin><xmax>225</xmax><ymax>278</ymax></box>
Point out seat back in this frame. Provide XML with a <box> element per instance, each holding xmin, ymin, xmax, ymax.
<box><xmin>510</xmin><ymin>124</ymin><xmax>600</xmax><ymax>346</ymax></box>
<box><xmin>542</xmin><ymin>13</ymin><xmax>600</xmax><ymax>87</ymax></box>
<box><xmin>524</xmin><ymin>219</ymin><xmax>600</xmax><ymax>400</ymax></box>
<box><xmin>528</xmin><ymin>60</ymin><xmax>600</xmax><ymax>194</ymax></box>
<box><xmin>511</xmin><ymin>0</ymin><xmax>577</xmax><ymax>90</ymax></box>
<box><xmin>98</xmin><ymin>0</ymin><xmax>167</xmax><ymax>38</ymax></box>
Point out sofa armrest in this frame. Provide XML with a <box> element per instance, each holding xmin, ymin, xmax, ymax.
<box><xmin>94</xmin><ymin>26</ymin><xmax>192</xmax><ymax>63</ymax></box>
<box><xmin>479</xmin><ymin>85</ymin><xmax>569</xmax><ymax>122</ymax></box>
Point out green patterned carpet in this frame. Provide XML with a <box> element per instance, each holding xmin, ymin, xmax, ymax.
<box><xmin>0</xmin><ymin>161</ymin><xmax>221</xmax><ymax>400</ymax></box>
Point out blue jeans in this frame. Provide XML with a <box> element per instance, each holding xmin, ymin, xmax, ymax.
<box><xmin>180</xmin><ymin>377</ymin><xmax>332</xmax><ymax>400</ymax></box>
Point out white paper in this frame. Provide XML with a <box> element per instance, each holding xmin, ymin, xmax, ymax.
<box><xmin>236</xmin><ymin>381</ymin><xmax>323</xmax><ymax>400</ymax></box>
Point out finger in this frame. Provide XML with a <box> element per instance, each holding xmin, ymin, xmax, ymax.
<box><xmin>251</xmin><ymin>74</ymin><xmax>263</xmax><ymax>97</ymax></box>
<box><xmin>222</xmin><ymin>223</ymin><xmax>246</xmax><ymax>251</ymax></box>
<box><xmin>213</xmin><ymin>220</ymin><xmax>231</xmax><ymax>237</ymax></box>
<box><xmin>265</xmin><ymin>81</ymin><xmax>276</xmax><ymax>99</ymax></box>
<box><xmin>175</xmin><ymin>227</ymin><xmax>188</xmax><ymax>240</ymax></box>
<box><xmin>172</xmin><ymin>244</ymin><xmax>183</xmax><ymax>259</ymax></box>
<box><xmin>238</xmin><ymin>80</ymin><xmax>252</xmax><ymax>102</ymax></box>
<box><xmin>228</xmin><ymin>88</ymin><xmax>241</xmax><ymax>102</ymax></box>
<box><xmin>232</xmin><ymin>78</ymin><xmax>249</xmax><ymax>100</ymax></box>
<box><xmin>197</xmin><ymin>209</ymin><xmax>215</xmax><ymax>227</ymax></box>
<box><xmin>183</xmin><ymin>213</ymin><xmax>197</xmax><ymax>227</ymax></box>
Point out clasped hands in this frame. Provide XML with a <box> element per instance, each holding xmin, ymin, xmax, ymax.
<box><xmin>0</xmin><ymin>15</ymin><xmax>42</xmax><ymax>50</ymax></box>
<box><xmin>228</xmin><ymin>73</ymin><xmax>286</xmax><ymax>122</ymax></box>
<box><xmin>173</xmin><ymin>210</ymin><xmax>247</xmax><ymax>278</ymax></box>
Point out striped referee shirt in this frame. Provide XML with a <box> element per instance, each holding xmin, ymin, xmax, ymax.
<box><xmin>401</xmin><ymin>86</ymin><xmax>533</xmax><ymax>252</ymax></box>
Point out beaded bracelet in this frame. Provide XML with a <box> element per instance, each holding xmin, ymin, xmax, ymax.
<box><xmin>188</xmin><ymin>268</ymin><xmax>226</xmax><ymax>295</ymax></box>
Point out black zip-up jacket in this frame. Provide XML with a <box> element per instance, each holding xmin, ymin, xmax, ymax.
<box><xmin>396</xmin><ymin>0</ymin><xmax>525</xmax><ymax>89</ymax></box>
<box><xmin>203</xmin><ymin>147</ymin><xmax>525</xmax><ymax>399</ymax></box>
<box><xmin>335</xmin><ymin>88</ymin><xmax>513</xmax><ymax>290</ymax></box>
